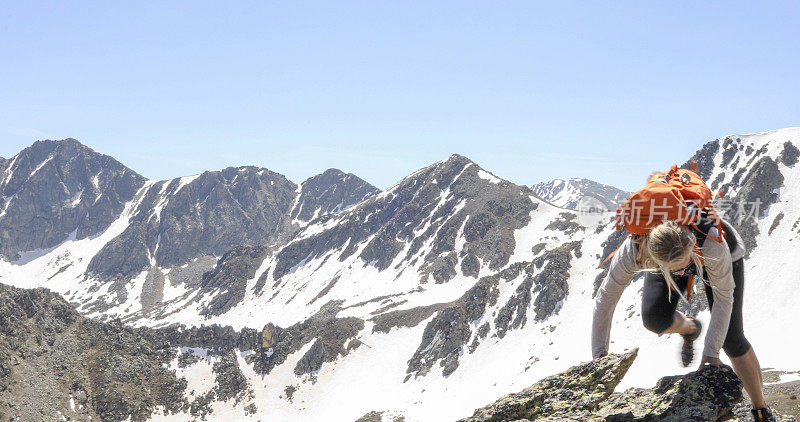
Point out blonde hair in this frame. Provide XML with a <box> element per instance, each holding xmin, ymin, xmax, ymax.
<box><xmin>633</xmin><ymin>220</ymin><xmax>711</xmax><ymax>302</ymax></box>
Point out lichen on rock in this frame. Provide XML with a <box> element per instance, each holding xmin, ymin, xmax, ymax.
<box><xmin>456</xmin><ymin>348</ymin><xmax>783</xmax><ymax>422</ymax></box>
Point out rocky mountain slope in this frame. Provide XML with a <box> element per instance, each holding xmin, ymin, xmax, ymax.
<box><xmin>531</xmin><ymin>177</ymin><xmax>630</xmax><ymax>211</ymax></box>
<box><xmin>0</xmin><ymin>282</ymin><xmax>186</xmax><ymax>421</ymax></box>
<box><xmin>0</xmin><ymin>139</ymin><xmax>145</xmax><ymax>260</ymax></box>
<box><xmin>1</xmin><ymin>127</ymin><xmax>799</xmax><ymax>420</ymax></box>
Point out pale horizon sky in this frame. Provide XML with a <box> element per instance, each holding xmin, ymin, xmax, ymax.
<box><xmin>2</xmin><ymin>1</ymin><xmax>799</xmax><ymax>192</ymax></box>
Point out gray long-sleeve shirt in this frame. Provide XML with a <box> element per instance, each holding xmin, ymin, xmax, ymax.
<box><xmin>591</xmin><ymin>221</ymin><xmax>746</xmax><ymax>360</ymax></box>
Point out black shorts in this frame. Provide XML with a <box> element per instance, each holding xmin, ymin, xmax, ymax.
<box><xmin>640</xmin><ymin>257</ymin><xmax>751</xmax><ymax>358</ymax></box>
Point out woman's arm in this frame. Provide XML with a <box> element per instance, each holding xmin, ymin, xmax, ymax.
<box><xmin>700</xmin><ymin>226</ymin><xmax>735</xmax><ymax>360</ymax></box>
<box><xmin>591</xmin><ymin>236</ymin><xmax>639</xmax><ymax>358</ymax></box>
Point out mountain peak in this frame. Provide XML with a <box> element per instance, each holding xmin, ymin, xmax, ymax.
<box><xmin>320</xmin><ymin>168</ymin><xmax>346</xmax><ymax>177</ymax></box>
<box><xmin>442</xmin><ymin>153</ymin><xmax>474</xmax><ymax>167</ymax></box>
<box><xmin>532</xmin><ymin>178</ymin><xmax>630</xmax><ymax>211</ymax></box>
<box><xmin>290</xmin><ymin>168</ymin><xmax>379</xmax><ymax>224</ymax></box>
<box><xmin>0</xmin><ymin>138</ymin><xmax>146</xmax><ymax>259</ymax></box>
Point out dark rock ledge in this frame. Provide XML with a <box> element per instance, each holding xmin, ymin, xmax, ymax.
<box><xmin>457</xmin><ymin>349</ymin><xmax>794</xmax><ymax>422</ymax></box>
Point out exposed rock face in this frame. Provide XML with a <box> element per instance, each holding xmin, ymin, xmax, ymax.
<box><xmin>725</xmin><ymin>155</ymin><xmax>784</xmax><ymax>259</ymax></box>
<box><xmin>211</xmin><ymin>350</ymin><xmax>252</xmax><ymax>404</ymax></box>
<box><xmin>495</xmin><ymin>241</ymin><xmax>580</xmax><ymax>338</ymax></box>
<box><xmin>778</xmin><ymin>141</ymin><xmax>799</xmax><ymax>167</ymax></box>
<box><xmin>291</xmin><ymin>168</ymin><xmax>379</xmax><ymax>223</ymax></box>
<box><xmin>0</xmin><ymin>281</ymin><xmax>379</xmax><ymax>420</ymax></box>
<box><xmin>370</xmin><ymin>302</ymin><xmax>449</xmax><ymax>334</ymax></box>
<box><xmin>683</xmin><ymin>139</ymin><xmax>721</xmax><ymax>181</ymax></box>
<box><xmin>404</xmin><ymin>242</ymin><xmax>580</xmax><ymax>379</ymax></box>
<box><xmin>0</xmin><ymin>144</ymin><xmax>375</xmax><ymax>286</ymax></box>
<box><xmin>458</xmin><ymin>349</ymin><xmax>754</xmax><ymax>422</ymax></box>
<box><xmin>680</xmin><ymin>135</ymin><xmax>788</xmax><ymax>262</ymax></box>
<box><xmin>0</xmin><ymin>139</ymin><xmax>145</xmax><ymax>260</ymax></box>
<box><xmin>199</xmin><ymin>245</ymin><xmax>270</xmax><ymax>316</ymax></box>
<box><xmin>248</xmin><ymin>300</ymin><xmax>365</xmax><ymax>376</ymax></box>
<box><xmin>545</xmin><ymin>212</ymin><xmax>583</xmax><ymax>235</ymax></box>
<box><xmin>529</xmin><ymin>241</ymin><xmax>580</xmax><ymax>322</ymax></box>
<box><xmin>355</xmin><ymin>410</ymin><xmax>406</xmax><ymax>422</ymax></box>
<box><xmin>459</xmin><ymin>349</ymin><xmax>639</xmax><ymax>421</ymax></box>
<box><xmin>173</xmin><ymin>323</ymin><xmax>260</xmax><ymax>354</ymax></box>
<box><xmin>274</xmin><ymin>155</ymin><xmax>537</xmax><ymax>283</ymax></box>
<box><xmin>0</xmin><ymin>283</ymin><xmax>186</xmax><ymax>422</ymax></box>
<box><xmin>87</xmin><ymin>166</ymin><xmax>297</xmax><ymax>280</ymax></box>
<box><xmin>405</xmin><ymin>276</ymin><xmax>500</xmax><ymax>379</ymax></box>
<box><xmin>596</xmin><ymin>366</ymin><xmax>743</xmax><ymax>421</ymax></box>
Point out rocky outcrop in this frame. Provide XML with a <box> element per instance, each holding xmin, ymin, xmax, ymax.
<box><xmin>682</xmin><ymin>138</ymin><xmax>720</xmax><ymax>181</ymax></box>
<box><xmin>172</xmin><ymin>324</ymin><xmax>260</xmax><ymax>354</ymax></box>
<box><xmin>459</xmin><ymin>349</ymin><xmax>639</xmax><ymax>421</ymax></box>
<box><xmin>725</xmin><ymin>155</ymin><xmax>784</xmax><ymax>259</ymax></box>
<box><xmin>778</xmin><ymin>141</ymin><xmax>799</xmax><ymax>167</ymax></box>
<box><xmin>529</xmin><ymin>241</ymin><xmax>580</xmax><ymax>321</ymax></box>
<box><xmin>199</xmin><ymin>245</ymin><xmax>270</xmax><ymax>316</ymax></box>
<box><xmin>458</xmin><ymin>348</ymin><xmax>755</xmax><ymax>422</ymax></box>
<box><xmin>248</xmin><ymin>300</ymin><xmax>365</xmax><ymax>376</ymax></box>
<box><xmin>403</xmin><ymin>241</ymin><xmax>580</xmax><ymax>380</ymax></box>
<box><xmin>545</xmin><ymin>212</ymin><xmax>583</xmax><ymax>235</ymax></box>
<box><xmin>370</xmin><ymin>302</ymin><xmax>449</xmax><ymax>334</ymax></box>
<box><xmin>405</xmin><ymin>276</ymin><xmax>501</xmax><ymax>379</ymax></box>
<box><xmin>0</xmin><ymin>281</ymin><xmax>379</xmax><ymax>420</ymax></box>
<box><xmin>494</xmin><ymin>241</ymin><xmax>579</xmax><ymax>339</ymax></box>
<box><xmin>0</xmin><ymin>283</ymin><xmax>186</xmax><ymax>421</ymax></box>
<box><xmin>596</xmin><ymin>366</ymin><xmax>743</xmax><ymax>421</ymax></box>
<box><xmin>211</xmin><ymin>350</ymin><xmax>252</xmax><ymax>404</ymax></box>
<box><xmin>355</xmin><ymin>410</ymin><xmax>407</xmax><ymax>422</ymax></box>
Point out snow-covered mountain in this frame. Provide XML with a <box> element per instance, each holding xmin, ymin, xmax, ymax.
<box><xmin>0</xmin><ymin>139</ymin><xmax>379</xmax><ymax>317</ymax></box>
<box><xmin>531</xmin><ymin>177</ymin><xmax>630</xmax><ymax>211</ymax></box>
<box><xmin>1</xmin><ymin>128</ymin><xmax>799</xmax><ymax>421</ymax></box>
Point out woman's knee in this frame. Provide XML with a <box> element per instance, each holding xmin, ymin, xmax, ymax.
<box><xmin>642</xmin><ymin>309</ymin><xmax>673</xmax><ymax>334</ymax></box>
<box><xmin>723</xmin><ymin>334</ymin><xmax>752</xmax><ymax>358</ymax></box>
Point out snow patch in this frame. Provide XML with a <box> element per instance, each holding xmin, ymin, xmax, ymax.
<box><xmin>477</xmin><ymin>169</ymin><xmax>501</xmax><ymax>184</ymax></box>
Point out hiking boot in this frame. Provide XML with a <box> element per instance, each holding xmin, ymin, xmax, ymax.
<box><xmin>751</xmin><ymin>407</ymin><xmax>777</xmax><ymax>422</ymax></box>
<box><xmin>680</xmin><ymin>317</ymin><xmax>702</xmax><ymax>367</ymax></box>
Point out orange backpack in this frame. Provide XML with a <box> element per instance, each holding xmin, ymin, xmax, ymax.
<box><xmin>597</xmin><ymin>161</ymin><xmax>728</xmax><ymax>299</ymax></box>
<box><xmin>615</xmin><ymin>161</ymin><xmax>726</xmax><ymax>237</ymax></box>
<box><xmin>598</xmin><ymin>161</ymin><xmax>728</xmax><ymax>270</ymax></box>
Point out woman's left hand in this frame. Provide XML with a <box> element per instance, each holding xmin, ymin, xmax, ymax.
<box><xmin>699</xmin><ymin>355</ymin><xmax>722</xmax><ymax>369</ymax></box>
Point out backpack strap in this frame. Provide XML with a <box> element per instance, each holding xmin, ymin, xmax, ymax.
<box><xmin>686</xmin><ymin>275</ymin><xmax>695</xmax><ymax>300</ymax></box>
<box><xmin>689</xmin><ymin>208</ymin><xmax>732</xmax><ymax>252</ymax></box>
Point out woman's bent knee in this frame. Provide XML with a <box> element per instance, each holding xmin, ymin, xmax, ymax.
<box><xmin>642</xmin><ymin>311</ymin><xmax>673</xmax><ymax>334</ymax></box>
<box><xmin>723</xmin><ymin>335</ymin><xmax>752</xmax><ymax>358</ymax></box>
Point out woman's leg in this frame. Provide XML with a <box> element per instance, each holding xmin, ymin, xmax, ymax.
<box><xmin>730</xmin><ymin>347</ymin><xmax>767</xmax><ymax>408</ymax></box>
<box><xmin>705</xmin><ymin>258</ymin><xmax>766</xmax><ymax>409</ymax></box>
<box><xmin>641</xmin><ymin>272</ymin><xmax>691</xmax><ymax>335</ymax></box>
<box><xmin>663</xmin><ymin>310</ymin><xmax>698</xmax><ymax>336</ymax></box>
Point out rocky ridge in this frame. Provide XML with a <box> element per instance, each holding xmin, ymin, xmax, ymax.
<box><xmin>457</xmin><ymin>349</ymin><xmax>795</xmax><ymax>422</ymax></box>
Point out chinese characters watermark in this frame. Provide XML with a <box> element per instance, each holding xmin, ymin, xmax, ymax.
<box><xmin>576</xmin><ymin>195</ymin><xmax>765</xmax><ymax>227</ymax></box>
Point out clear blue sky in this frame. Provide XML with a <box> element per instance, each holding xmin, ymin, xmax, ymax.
<box><xmin>1</xmin><ymin>1</ymin><xmax>798</xmax><ymax>192</ymax></box>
